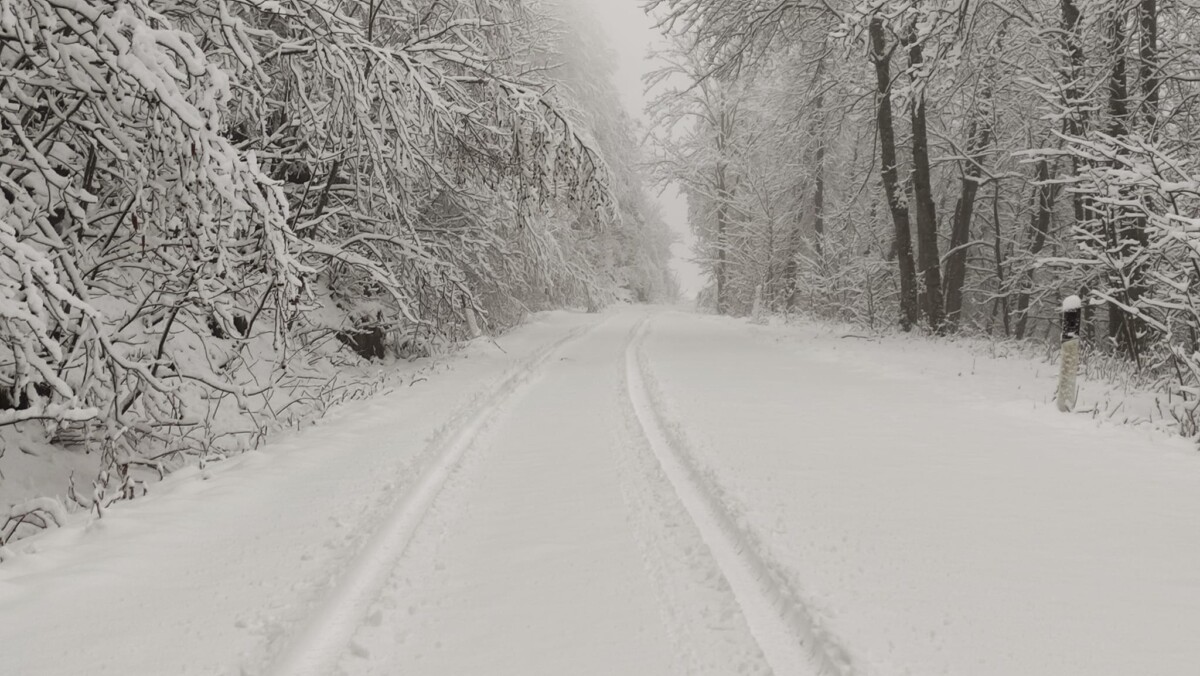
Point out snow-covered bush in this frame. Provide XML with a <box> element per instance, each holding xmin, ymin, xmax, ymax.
<box><xmin>0</xmin><ymin>0</ymin><xmax>299</xmax><ymax>439</ymax></box>
<box><xmin>1057</xmin><ymin>133</ymin><xmax>1200</xmax><ymax>429</ymax></box>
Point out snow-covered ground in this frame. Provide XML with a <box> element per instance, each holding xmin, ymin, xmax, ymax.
<box><xmin>641</xmin><ymin>312</ymin><xmax>1200</xmax><ymax>676</ymax></box>
<box><xmin>2</xmin><ymin>308</ymin><xmax>1198</xmax><ymax>676</ymax></box>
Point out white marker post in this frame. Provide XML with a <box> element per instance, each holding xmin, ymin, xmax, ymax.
<box><xmin>1057</xmin><ymin>295</ymin><xmax>1082</xmax><ymax>412</ymax></box>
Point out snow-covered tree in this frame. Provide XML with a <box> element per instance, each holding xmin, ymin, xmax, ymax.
<box><xmin>643</xmin><ymin>0</ymin><xmax>1200</xmax><ymax>427</ymax></box>
<box><xmin>1</xmin><ymin>0</ymin><xmax>669</xmax><ymax>524</ymax></box>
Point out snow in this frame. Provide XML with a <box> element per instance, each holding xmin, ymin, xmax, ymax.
<box><xmin>627</xmin><ymin>318</ymin><xmax>841</xmax><ymax>675</ymax></box>
<box><xmin>641</xmin><ymin>312</ymin><xmax>1200</xmax><ymax>676</ymax></box>
<box><xmin>335</xmin><ymin>313</ymin><xmax>735</xmax><ymax>675</ymax></box>
<box><xmin>1062</xmin><ymin>294</ymin><xmax>1083</xmax><ymax>311</ymax></box>
<box><xmin>2</xmin><ymin>308</ymin><xmax>1200</xmax><ymax>676</ymax></box>
<box><xmin>270</xmin><ymin>322</ymin><xmax>594</xmax><ymax>676</ymax></box>
<box><xmin>0</xmin><ymin>311</ymin><xmax>600</xmax><ymax>675</ymax></box>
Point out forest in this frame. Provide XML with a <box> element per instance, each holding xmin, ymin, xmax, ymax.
<box><xmin>7</xmin><ymin>0</ymin><xmax>1200</xmax><ymax>532</ymax></box>
<box><xmin>646</xmin><ymin>0</ymin><xmax>1200</xmax><ymax>430</ymax></box>
<box><xmin>0</xmin><ymin>0</ymin><xmax>674</xmax><ymax>526</ymax></box>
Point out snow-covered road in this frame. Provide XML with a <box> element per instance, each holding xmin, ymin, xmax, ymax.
<box><xmin>3</xmin><ymin>308</ymin><xmax>1200</xmax><ymax>676</ymax></box>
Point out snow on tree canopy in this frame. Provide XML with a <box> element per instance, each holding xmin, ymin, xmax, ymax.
<box><xmin>0</xmin><ymin>0</ymin><xmax>673</xmax><ymax>527</ymax></box>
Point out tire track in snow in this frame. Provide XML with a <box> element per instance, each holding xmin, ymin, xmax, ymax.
<box><xmin>624</xmin><ymin>318</ymin><xmax>853</xmax><ymax>676</ymax></box>
<box><xmin>266</xmin><ymin>322</ymin><xmax>600</xmax><ymax>676</ymax></box>
<box><xmin>611</xmin><ymin>322</ymin><xmax>773</xmax><ymax>675</ymax></box>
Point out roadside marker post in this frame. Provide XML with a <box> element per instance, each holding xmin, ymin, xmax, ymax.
<box><xmin>1057</xmin><ymin>295</ymin><xmax>1082</xmax><ymax>412</ymax></box>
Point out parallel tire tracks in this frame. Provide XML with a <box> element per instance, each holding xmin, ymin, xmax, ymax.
<box><xmin>266</xmin><ymin>324</ymin><xmax>597</xmax><ymax>676</ymax></box>
<box><xmin>624</xmin><ymin>318</ymin><xmax>853</xmax><ymax>676</ymax></box>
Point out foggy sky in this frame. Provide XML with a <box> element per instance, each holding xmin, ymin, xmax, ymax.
<box><xmin>565</xmin><ymin>0</ymin><xmax>705</xmax><ymax>300</ymax></box>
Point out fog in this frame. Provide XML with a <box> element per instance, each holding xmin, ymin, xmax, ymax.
<box><xmin>563</xmin><ymin>0</ymin><xmax>704</xmax><ymax>300</ymax></box>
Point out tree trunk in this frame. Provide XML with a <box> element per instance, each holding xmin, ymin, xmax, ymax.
<box><xmin>869</xmin><ymin>17</ymin><xmax>920</xmax><ymax>331</ymax></box>
<box><xmin>1060</xmin><ymin>0</ymin><xmax>1089</xmax><ymax>226</ymax></box>
<box><xmin>1014</xmin><ymin>159</ymin><xmax>1058</xmax><ymax>340</ymax></box>
<box><xmin>1107</xmin><ymin>13</ymin><xmax>1131</xmax><ymax>141</ymax></box>
<box><xmin>783</xmin><ymin>209</ymin><xmax>801</xmax><ymax>311</ymax></box>
<box><xmin>813</xmin><ymin>140</ymin><xmax>826</xmax><ymax>255</ymax></box>
<box><xmin>764</xmin><ymin>212</ymin><xmax>777</xmax><ymax>307</ymax></box>
<box><xmin>904</xmin><ymin>27</ymin><xmax>945</xmax><ymax>331</ymax></box>
<box><xmin>990</xmin><ymin>179</ymin><xmax>1011</xmax><ymax>336</ymax></box>
<box><xmin>1140</xmin><ymin>0</ymin><xmax>1159</xmax><ymax>133</ymax></box>
<box><xmin>715</xmin><ymin>181</ymin><xmax>729</xmax><ymax>315</ymax></box>
<box><xmin>943</xmin><ymin>99</ymin><xmax>992</xmax><ymax>331</ymax></box>
<box><xmin>714</xmin><ymin>101</ymin><xmax>732</xmax><ymax>315</ymax></box>
<box><xmin>785</xmin><ymin>59</ymin><xmax>827</xmax><ymax>311</ymax></box>
<box><xmin>1103</xmin><ymin>7</ymin><xmax>1144</xmax><ymax>360</ymax></box>
<box><xmin>811</xmin><ymin>73</ymin><xmax>827</xmax><ymax>260</ymax></box>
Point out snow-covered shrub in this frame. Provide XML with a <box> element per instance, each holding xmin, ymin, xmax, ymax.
<box><xmin>0</xmin><ymin>0</ymin><xmax>299</xmax><ymax>438</ymax></box>
<box><xmin>1059</xmin><ymin>133</ymin><xmax>1200</xmax><ymax>427</ymax></box>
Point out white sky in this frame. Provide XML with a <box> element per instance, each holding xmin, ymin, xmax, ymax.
<box><xmin>566</xmin><ymin>0</ymin><xmax>705</xmax><ymax>300</ymax></box>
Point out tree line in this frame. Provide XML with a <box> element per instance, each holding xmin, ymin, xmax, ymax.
<box><xmin>646</xmin><ymin>0</ymin><xmax>1200</xmax><ymax>426</ymax></box>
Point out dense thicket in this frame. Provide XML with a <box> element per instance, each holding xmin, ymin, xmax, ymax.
<box><xmin>0</xmin><ymin>0</ymin><xmax>671</xmax><ymax>516</ymax></box>
<box><xmin>646</xmin><ymin>0</ymin><xmax>1200</xmax><ymax>428</ymax></box>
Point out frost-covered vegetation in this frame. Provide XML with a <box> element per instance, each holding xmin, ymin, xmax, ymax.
<box><xmin>0</xmin><ymin>0</ymin><xmax>673</xmax><ymax>533</ymax></box>
<box><xmin>645</xmin><ymin>0</ymin><xmax>1200</xmax><ymax>433</ymax></box>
